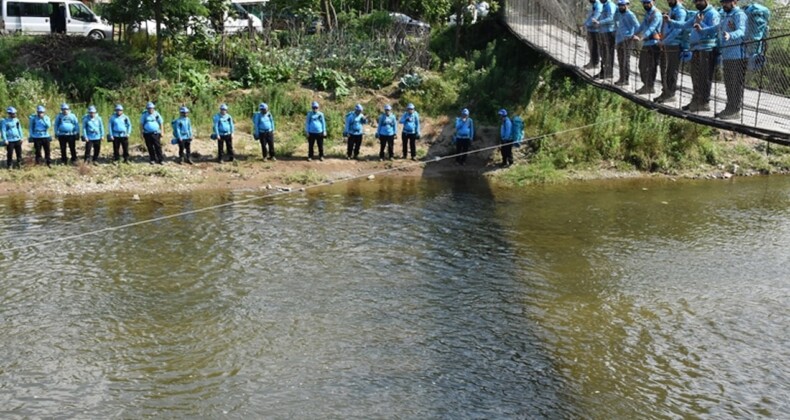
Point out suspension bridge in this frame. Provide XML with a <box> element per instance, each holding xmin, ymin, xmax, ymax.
<box><xmin>503</xmin><ymin>0</ymin><xmax>790</xmax><ymax>143</ymax></box>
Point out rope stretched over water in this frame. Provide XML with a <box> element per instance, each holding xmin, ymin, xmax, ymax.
<box><xmin>0</xmin><ymin>116</ymin><xmax>627</xmax><ymax>255</ymax></box>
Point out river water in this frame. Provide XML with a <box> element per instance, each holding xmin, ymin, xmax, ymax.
<box><xmin>0</xmin><ymin>175</ymin><xmax>788</xmax><ymax>418</ymax></box>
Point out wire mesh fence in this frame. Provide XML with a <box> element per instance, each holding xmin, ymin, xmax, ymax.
<box><xmin>504</xmin><ymin>0</ymin><xmax>790</xmax><ymax>140</ymax></box>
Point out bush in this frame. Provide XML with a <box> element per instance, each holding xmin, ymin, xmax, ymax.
<box><xmin>400</xmin><ymin>74</ymin><xmax>458</xmax><ymax>115</ymax></box>
<box><xmin>306</xmin><ymin>68</ymin><xmax>354</xmax><ymax>97</ymax></box>
<box><xmin>358</xmin><ymin>65</ymin><xmax>394</xmax><ymax>89</ymax></box>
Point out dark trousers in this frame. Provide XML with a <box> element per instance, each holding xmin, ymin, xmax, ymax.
<box><xmin>259</xmin><ymin>131</ymin><xmax>274</xmax><ymax>158</ymax></box>
<box><xmin>84</xmin><ymin>140</ymin><xmax>101</xmax><ymax>161</ymax></box>
<box><xmin>639</xmin><ymin>45</ymin><xmax>661</xmax><ymax>89</ymax></box>
<box><xmin>347</xmin><ymin>134</ymin><xmax>362</xmax><ymax>158</ymax></box>
<box><xmin>586</xmin><ymin>32</ymin><xmax>600</xmax><ymax>66</ymax></box>
<box><xmin>659</xmin><ymin>45</ymin><xmax>681</xmax><ymax>95</ymax></box>
<box><xmin>6</xmin><ymin>142</ymin><xmax>22</xmax><ymax>167</ymax></box>
<box><xmin>58</xmin><ymin>134</ymin><xmax>77</xmax><ymax>164</ymax></box>
<box><xmin>379</xmin><ymin>135</ymin><xmax>394</xmax><ymax>159</ymax></box>
<box><xmin>217</xmin><ymin>134</ymin><xmax>234</xmax><ymax>161</ymax></box>
<box><xmin>402</xmin><ymin>133</ymin><xmax>417</xmax><ymax>158</ymax></box>
<box><xmin>598</xmin><ymin>32</ymin><xmax>615</xmax><ymax>78</ymax></box>
<box><xmin>307</xmin><ymin>133</ymin><xmax>324</xmax><ymax>159</ymax></box>
<box><xmin>178</xmin><ymin>140</ymin><xmax>192</xmax><ymax>160</ymax></box>
<box><xmin>691</xmin><ymin>50</ymin><xmax>715</xmax><ymax>105</ymax></box>
<box><xmin>143</xmin><ymin>133</ymin><xmax>163</xmax><ymax>163</ymax></box>
<box><xmin>722</xmin><ymin>58</ymin><xmax>747</xmax><ymax>112</ymax></box>
<box><xmin>616</xmin><ymin>40</ymin><xmax>633</xmax><ymax>82</ymax></box>
<box><xmin>33</xmin><ymin>138</ymin><xmax>51</xmax><ymax>165</ymax></box>
<box><xmin>112</xmin><ymin>137</ymin><xmax>129</xmax><ymax>162</ymax></box>
<box><xmin>500</xmin><ymin>142</ymin><xmax>514</xmax><ymax>165</ymax></box>
<box><xmin>455</xmin><ymin>138</ymin><xmax>471</xmax><ymax>164</ymax></box>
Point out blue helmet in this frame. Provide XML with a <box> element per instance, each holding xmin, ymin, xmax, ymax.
<box><xmin>461</xmin><ymin>108</ymin><xmax>470</xmax><ymax>116</ymax></box>
<box><xmin>36</xmin><ymin>105</ymin><xmax>46</xmax><ymax>113</ymax></box>
<box><xmin>259</xmin><ymin>102</ymin><xmax>268</xmax><ymax>110</ymax></box>
<box><xmin>88</xmin><ymin>105</ymin><xmax>97</xmax><ymax>113</ymax></box>
<box><xmin>6</xmin><ymin>106</ymin><xmax>16</xmax><ymax>114</ymax></box>
<box><xmin>498</xmin><ymin>109</ymin><xmax>507</xmax><ymax>116</ymax></box>
<box><xmin>616</xmin><ymin>0</ymin><xmax>629</xmax><ymax>4</ymax></box>
<box><xmin>220</xmin><ymin>104</ymin><xmax>228</xmax><ymax>111</ymax></box>
<box><xmin>115</xmin><ymin>104</ymin><xmax>124</xmax><ymax>111</ymax></box>
<box><xmin>355</xmin><ymin>104</ymin><xmax>363</xmax><ymax>112</ymax></box>
<box><xmin>384</xmin><ymin>104</ymin><xmax>392</xmax><ymax>111</ymax></box>
<box><xmin>60</xmin><ymin>103</ymin><xmax>70</xmax><ymax>111</ymax></box>
<box><xmin>146</xmin><ymin>102</ymin><xmax>155</xmax><ymax>109</ymax></box>
<box><xmin>406</xmin><ymin>103</ymin><xmax>415</xmax><ymax>110</ymax></box>
<box><xmin>180</xmin><ymin>106</ymin><xmax>189</xmax><ymax>113</ymax></box>
<box><xmin>311</xmin><ymin>101</ymin><xmax>319</xmax><ymax>109</ymax></box>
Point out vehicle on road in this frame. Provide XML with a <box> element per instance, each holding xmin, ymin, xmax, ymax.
<box><xmin>1</xmin><ymin>0</ymin><xmax>112</xmax><ymax>39</ymax></box>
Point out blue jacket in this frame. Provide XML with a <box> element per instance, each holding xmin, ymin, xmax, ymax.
<box><xmin>615</xmin><ymin>9</ymin><xmax>640</xmax><ymax>44</ymax></box>
<box><xmin>585</xmin><ymin>1</ymin><xmax>602</xmax><ymax>33</ymax></box>
<box><xmin>636</xmin><ymin>6</ymin><xmax>662</xmax><ymax>46</ymax></box>
<box><xmin>662</xmin><ymin>3</ymin><xmax>688</xmax><ymax>47</ymax></box>
<box><xmin>719</xmin><ymin>6</ymin><xmax>747</xmax><ymax>60</ymax></box>
<box><xmin>305</xmin><ymin>111</ymin><xmax>326</xmax><ymax>135</ymax></box>
<box><xmin>673</xmin><ymin>5</ymin><xmax>720</xmax><ymax>51</ymax></box>
<box><xmin>400</xmin><ymin>111</ymin><xmax>421</xmax><ymax>135</ymax></box>
<box><xmin>82</xmin><ymin>115</ymin><xmax>105</xmax><ymax>141</ymax></box>
<box><xmin>1</xmin><ymin>118</ymin><xmax>23</xmax><ymax>143</ymax></box>
<box><xmin>109</xmin><ymin>114</ymin><xmax>132</xmax><ymax>138</ymax></box>
<box><xmin>376</xmin><ymin>113</ymin><xmax>398</xmax><ymax>137</ymax></box>
<box><xmin>213</xmin><ymin>113</ymin><xmax>234</xmax><ymax>136</ymax></box>
<box><xmin>596</xmin><ymin>0</ymin><xmax>617</xmax><ymax>33</ymax></box>
<box><xmin>28</xmin><ymin>114</ymin><xmax>51</xmax><ymax>139</ymax></box>
<box><xmin>454</xmin><ymin>117</ymin><xmax>474</xmax><ymax>140</ymax></box>
<box><xmin>500</xmin><ymin>117</ymin><xmax>513</xmax><ymax>143</ymax></box>
<box><xmin>172</xmin><ymin>117</ymin><xmax>193</xmax><ymax>141</ymax></box>
<box><xmin>743</xmin><ymin>3</ymin><xmax>771</xmax><ymax>55</ymax></box>
<box><xmin>343</xmin><ymin>111</ymin><xmax>367</xmax><ymax>136</ymax></box>
<box><xmin>253</xmin><ymin>111</ymin><xmax>275</xmax><ymax>136</ymax></box>
<box><xmin>54</xmin><ymin>112</ymin><xmax>79</xmax><ymax>136</ymax></box>
<box><xmin>140</xmin><ymin>111</ymin><xmax>163</xmax><ymax>134</ymax></box>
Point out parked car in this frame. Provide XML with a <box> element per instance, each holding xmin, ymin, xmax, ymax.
<box><xmin>1</xmin><ymin>0</ymin><xmax>112</xmax><ymax>39</ymax></box>
<box><xmin>131</xmin><ymin>2</ymin><xmax>263</xmax><ymax>36</ymax></box>
<box><xmin>389</xmin><ymin>12</ymin><xmax>430</xmax><ymax>35</ymax></box>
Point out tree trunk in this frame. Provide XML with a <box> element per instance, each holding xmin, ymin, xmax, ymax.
<box><xmin>155</xmin><ymin>0</ymin><xmax>163</xmax><ymax>67</ymax></box>
<box><xmin>321</xmin><ymin>0</ymin><xmax>337</xmax><ymax>32</ymax></box>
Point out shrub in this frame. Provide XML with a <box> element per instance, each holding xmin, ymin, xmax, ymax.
<box><xmin>358</xmin><ymin>65</ymin><xmax>394</xmax><ymax>89</ymax></box>
<box><xmin>306</xmin><ymin>68</ymin><xmax>354</xmax><ymax>97</ymax></box>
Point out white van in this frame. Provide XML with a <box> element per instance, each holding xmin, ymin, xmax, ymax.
<box><xmin>1</xmin><ymin>0</ymin><xmax>112</xmax><ymax>39</ymax></box>
<box><xmin>133</xmin><ymin>1</ymin><xmax>264</xmax><ymax>36</ymax></box>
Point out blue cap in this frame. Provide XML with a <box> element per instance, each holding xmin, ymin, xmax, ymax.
<box><xmin>641</xmin><ymin>0</ymin><xmax>651</xmax><ymax>3</ymax></box>
<box><xmin>259</xmin><ymin>103</ymin><xmax>268</xmax><ymax>110</ymax></box>
<box><xmin>355</xmin><ymin>104</ymin><xmax>363</xmax><ymax>112</ymax></box>
<box><xmin>406</xmin><ymin>103</ymin><xmax>415</xmax><ymax>110</ymax></box>
<box><xmin>311</xmin><ymin>101</ymin><xmax>319</xmax><ymax>108</ymax></box>
<box><xmin>36</xmin><ymin>105</ymin><xmax>46</xmax><ymax>113</ymax></box>
<box><xmin>61</xmin><ymin>103</ymin><xmax>70</xmax><ymax>110</ymax></box>
<box><xmin>88</xmin><ymin>105</ymin><xmax>97</xmax><ymax>113</ymax></box>
<box><xmin>146</xmin><ymin>102</ymin><xmax>155</xmax><ymax>109</ymax></box>
<box><xmin>115</xmin><ymin>104</ymin><xmax>124</xmax><ymax>111</ymax></box>
<box><xmin>384</xmin><ymin>104</ymin><xmax>392</xmax><ymax>111</ymax></box>
<box><xmin>180</xmin><ymin>106</ymin><xmax>189</xmax><ymax>113</ymax></box>
<box><xmin>461</xmin><ymin>108</ymin><xmax>470</xmax><ymax>116</ymax></box>
<box><xmin>617</xmin><ymin>0</ymin><xmax>629</xmax><ymax>4</ymax></box>
<box><xmin>6</xmin><ymin>106</ymin><xmax>16</xmax><ymax>114</ymax></box>
<box><xmin>498</xmin><ymin>109</ymin><xmax>507</xmax><ymax>116</ymax></box>
<box><xmin>220</xmin><ymin>104</ymin><xmax>228</xmax><ymax>111</ymax></box>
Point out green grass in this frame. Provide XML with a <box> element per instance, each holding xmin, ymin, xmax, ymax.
<box><xmin>283</xmin><ymin>169</ymin><xmax>325</xmax><ymax>185</ymax></box>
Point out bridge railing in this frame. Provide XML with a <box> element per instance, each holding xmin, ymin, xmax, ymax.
<box><xmin>504</xmin><ymin>0</ymin><xmax>790</xmax><ymax>141</ymax></box>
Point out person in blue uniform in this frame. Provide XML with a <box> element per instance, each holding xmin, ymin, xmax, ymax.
<box><xmin>108</xmin><ymin>104</ymin><xmax>132</xmax><ymax>163</ymax></box>
<box><xmin>54</xmin><ymin>103</ymin><xmax>79</xmax><ymax>165</ymax></box>
<box><xmin>253</xmin><ymin>103</ymin><xmax>276</xmax><ymax>161</ymax></box>
<box><xmin>29</xmin><ymin>105</ymin><xmax>52</xmax><ymax>166</ymax></box>
<box><xmin>173</xmin><ymin>106</ymin><xmax>194</xmax><ymax>164</ymax></box>
<box><xmin>2</xmin><ymin>107</ymin><xmax>24</xmax><ymax>169</ymax></box>
<box><xmin>399</xmin><ymin>103</ymin><xmax>421</xmax><ymax>160</ymax></box>
<box><xmin>453</xmin><ymin>108</ymin><xmax>475</xmax><ymax>166</ymax></box>
<box><xmin>614</xmin><ymin>0</ymin><xmax>640</xmax><ymax>86</ymax></box>
<box><xmin>140</xmin><ymin>102</ymin><xmax>164</xmax><ymax>165</ymax></box>
<box><xmin>592</xmin><ymin>0</ymin><xmax>617</xmax><ymax>79</ymax></box>
<box><xmin>584</xmin><ymin>0</ymin><xmax>603</xmax><ymax>69</ymax></box>
<box><xmin>375</xmin><ymin>104</ymin><xmax>397</xmax><ymax>161</ymax></box>
<box><xmin>343</xmin><ymin>103</ymin><xmax>367</xmax><ymax>160</ymax></box>
<box><xmin>655</xmin><ymin>0</ymin><xmax>688</xmax><ymax>103</ymax></box>
<box><xmin>213</xmin><ymin>104</ymin><xmax>235</xmax><ymax>163</ymax></box>
<box><xmin>305</xmin><ymin>101</ymin><xmax>326</xmax><ymax>162</ymax></box>
<box><xmin>498</xmin><ymin>109</ymin><xmax>514</xmax><ymax>167</ymax></box>
<box><xmin>82</xmin><ymin>105</ymin><xmax>105</xmax><ymax>164</ymax></box>
<box><xmin>632</xmin><ymin>0</ymin><xmax>663</xmax><ymax>94</ymax></box>
<box><xmin>716</xmin><ymin>0</ymin><xmax>747</xmax><ymax>120</ymax></box>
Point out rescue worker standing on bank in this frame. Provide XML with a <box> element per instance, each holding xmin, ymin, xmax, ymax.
<box><xmin>669</xmin><ymin>0</ymin><xmax>720</xmax><ymax>112</ymax></box>
<box><xmin>2</xmin><ymin>107</ymin><xmax>24</xmax><ymax>169</ymax></box>
<box><xmin>399</xmin><ymin>103</ymin><xmax>421</xmax><ymax>160</ymax></box>
<box><xmin>173</xmin><ymin>106</ymin><xmax>194</xmax><ymax>164</ymax></box>
<box><xmin>213</xmin><ymin>104</ymin><xmax>235</xmax><ymax>163</ymax></box>
<box><xmin>453</xmin><ymin>108</ymin><xmax>475</xmax><ymax>166</ymax></box>
<box><xmin>54</xmin><ymin>103</ymin><xmax>79</xmax><ymax>165</ymax></box>
<box><xmin>29</xmin><ymin>105</ymin><xmax>52</xmax><ymax>166</ymax></box>
<box><xmin>305</xmin><ymin>101</ymin><xmax>326</xmax><ymax>162</ymax></box>
<box><xmin>716</xmin><ymin>0</ymin><xmax>747</xmax><ymax>120</ymax></box>
<box><xmin>108</xmin><ymin>104</ymin><xmax>132</xmax><ymax>163</ymax></box>
<box><xmin>655</xmin><ymin>0</ymin><xmax>688</xmax><ymax>103</ymax></box>
<box><xmin>376</xmin><ymin>104</ymin><xmax>397</xmax><ymax>161</ymax></box>
<box><xmin>140</xmin><ymin>102</ymin><xmax>164</xmax><ymax>165</ymax></box>
<box><xmin>253</xmin><ymin>103</ymin><xmax>276</xmax><ymax>161</ymax></box>
<box><xmin>498</xmin><ymin>109</ymin><xmax>514</xmax><ymax>167</ymax></box>
<box><xmin>81</xmin><ymin>105</ymin><xmax>105</xmax><ymax>164</ymax></box>
<box><xmin>614</xmin><ymin>0</ymin><xmax>639</xmax><ymax>86</ymax></box>
<box><xmin>343</xmin><ymin>104</ymin><xmax>367</xmax><ymax>160</ymax></box>
<box><xmin>633</xmin><ymin>0</ymin><xmax>663</xmax><ymax>94</ymax></box>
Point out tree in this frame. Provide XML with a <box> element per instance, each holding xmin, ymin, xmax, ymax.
<box><xmin>141</xmin><ymin>0</ymin><xmax>205</xmax><ymax>67</ymax></box>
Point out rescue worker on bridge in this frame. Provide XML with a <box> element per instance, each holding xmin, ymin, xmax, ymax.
<box><xmin>108</xmin><ymin>104</ymin><xmax>132</xmax><ymax>163</ymax></box>
<box><xmin>213</xmin><ymin>104</ymin><xmax>235</xmax><ymax>163</ymax></box>
<box><xmin>743</xmin><ymin>1</ymin><xmax>771</xmax><ymax>65</ymax></box>
<box><xmin>498</xmin><ymin>109</ymin><xmax>514</xmax><ymax>167</ymax></box>
<box><xmin>54</xmin><ymin>103</ymin><xmax>79</xmax><ymax>165</ymax></box>
<box><xmin>173</xmin><ymin>106</ymin><xmax>194</xmax><ymax>164</ymax></box>
<box><xmin>2</xmin><ymin>107</ymin><xmax>24</xmax><ymax>169</ymax></box>
<box><xmin>400</xmin><ymin>103</ymin><xmax>421</xmax><ymax>160</ymax></box>
<box><xmin>376</xmin><ymin>104</ymin><xmax>397</xmax><ymax>161</ymax></box>
<box><xmin>453</xmin><ymin>108</ymin><xmax>475</xmax><ymax>166</ymax></box>
<box><xmin>591</xmin><ymin>0</ymin><xmax>617</xmax><ymax>80</ymax></box>
<box><xmin>81</xmin><ymin>105</ymin><xmax>105</xmax><ymax>164</ymax></box>
<box><xmin>669</xmin><ymin>0</ymin><xmax>720</xmax><ymax>112</ymax></box>
<box><xmin>253</xmin><ymin>103</ymin><xmax>276</xmax><ymax>161</ymax></box>
<box><xmin>614</xmin><ymin>0</ymin><xmax>639</xmax><ymax>86</ymax></box>
<box><xmin>584</xmin><ymin>0</ymin><xmax>603</xmax><ymax>70</ymax></box>
<box><xmin>715</xmin><ymin>0</ymin><xmax>747</xmax><ymax>120</ymax></box>
<box><xmin>343</xmin><ymin>103</ymin><xmax>367</xmax><ymax>160</ymax></box>
<box><xmin>305</xmin><ymin>101</ymin><xmax>326</xmax><ymax>162</ymax></box>
<box><xmin>632</xmin><ymin>0</ymin><xmax>663</xmax><ymax>95</ymax></box>
<box><xmin>29</xmin><ymin>105</ymin><xmax>52</xmax><ymax>167</ymax></box>
<box><xmin>655</xmin><ymin>0</ymin><xmax>688</xmax><ymax>103</ymax></box>
<box><xmin>140</xmin><ymin>102</ymin><xmax>164</xmax><ymax>165</ymax></box>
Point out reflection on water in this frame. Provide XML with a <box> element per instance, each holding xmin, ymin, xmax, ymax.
<box><xmin>0</xmin><ymin>176</ymin><xmax>788</xmax><ymax>418</ymax></box>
